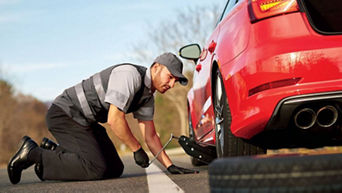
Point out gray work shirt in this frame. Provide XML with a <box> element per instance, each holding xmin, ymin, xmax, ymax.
<box><xmin>105</xmin><ymin>65</ymin><xmax>155</xmax><ymax>120</ymax></box>
<box><xmin>53</xmin><ymin>64</ymin><xmax>155</xmax><ymax>126</ymax></box>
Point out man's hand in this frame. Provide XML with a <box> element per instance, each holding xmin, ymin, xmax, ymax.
<box><xmin>134</xmin><ymin>147</ymin><xmax>150</xmax><ymax>168</ymax></box>
<box><xmin>167</xmin><ymin>164</ymin><xmax>199</xmax><ymax>174</ymax></box>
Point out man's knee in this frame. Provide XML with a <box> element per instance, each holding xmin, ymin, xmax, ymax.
<box><xmin>110</xmin><ymin>162</ymin><xmax>124</xmax><ymax>178</ymax></box>
<box><xmin>89</xmin><ymin>160</ymin><xmax>124</xmax><ymax>180</ymax></box>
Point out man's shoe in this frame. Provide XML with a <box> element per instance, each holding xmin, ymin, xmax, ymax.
<box><xmin>40</xmin><ymin>137</ymin><xmax>57</xmax><ymax>150</ymax></box>
<box><xmin>35</xmin><ymin>137</ymin><xmax>58</xmax><ymax>181</ymax></box>
<box><xmin>8</xmin><ymin>136</ymin><xmax>38</xmax><ymax>184</ymax></box>
<box><xmin>34</xmin><ymin>162</ymin><xmax>44</xmax><ymax>181</ymax></box>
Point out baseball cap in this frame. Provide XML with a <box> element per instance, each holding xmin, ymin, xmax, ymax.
<box><xmin>154</xmin><ymin>52</ymin><xmax>188</xmax><ymax>86</ymax></box>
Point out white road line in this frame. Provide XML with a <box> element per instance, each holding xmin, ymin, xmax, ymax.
<box><xmin>145</xmin><ymin>163</ymin><xmax>184</xmax><ymax>193</ymax></box>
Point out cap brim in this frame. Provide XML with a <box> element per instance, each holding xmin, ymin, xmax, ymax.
<box><xmin>171</xmin><ymin>70</ymin><xmax>188</xmax><ymax>86</ymax></box>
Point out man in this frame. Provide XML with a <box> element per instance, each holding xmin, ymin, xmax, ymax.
<box><xmin>8</xmin><ymin>52</ymin><xmax>196</xmax><ymax>184</ymax></box>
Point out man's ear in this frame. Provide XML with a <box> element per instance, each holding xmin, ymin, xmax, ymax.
<box><xmin>152</xmin><ymin>62</ymin><xmax>160</xmax><ymax>68</ymax></box>
<box><xmin>151</xmin><ymin>62</ymin><xmax>161</xmax><ymax>73</ymax></box>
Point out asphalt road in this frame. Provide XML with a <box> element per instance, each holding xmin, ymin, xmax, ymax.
<box><xmin>0</xmin><ymin>151</ymin><xmax>209</xmax><ymax>193</ymax></box>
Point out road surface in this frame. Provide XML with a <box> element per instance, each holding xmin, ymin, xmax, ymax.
<box><xmin>0</xmin><ymin>150</ymin><xmax>209</xmax><ymax>193</ymax></box>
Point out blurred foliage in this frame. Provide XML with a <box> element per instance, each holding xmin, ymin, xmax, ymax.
<box><xmin>0</xmin><ymin>79</ymin><xmax>52</xmax><ymax>166</ymax></box>
<box><xmin>131</xmin><ymin>4</ymin><xmax>223</xmax><ymax>70</ymax></box>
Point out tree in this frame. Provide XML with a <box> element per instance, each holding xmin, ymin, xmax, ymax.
<box><xmin>0</xmin><ymin>66</ymin><xmax>50</xmax><ymax>165</ymax></box>
<box><xmin>0</xmin><ymin>80</ymin><xmax>17</xmax><ymax>162</ymax></box>
<box><xmin>132</xmin><ymin>4</ymin><xmax>221</xmax><ymax>69</ymax></box>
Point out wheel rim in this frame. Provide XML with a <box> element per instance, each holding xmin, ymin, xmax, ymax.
<box><xmin>214</xmin><ymin>73</ymin><xmax>225</xmax><ymax>156</ymax></box>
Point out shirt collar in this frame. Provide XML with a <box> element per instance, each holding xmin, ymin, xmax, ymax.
<box><xmin>144</xmin><ymin>67</ymin><xmax>154</xmax><ymax>94</ymax></box>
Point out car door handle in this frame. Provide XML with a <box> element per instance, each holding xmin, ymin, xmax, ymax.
<box><xmin>196</xmin><ymin>64</ymin><xmax>202</xmax><ymax>72</ymax></box>
<box><xmin>208</xmin><ymin>41</ymin><xmax>217</xmax><ymax>53</ymax></box>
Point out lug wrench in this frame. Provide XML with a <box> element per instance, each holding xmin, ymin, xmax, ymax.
<box><xmin>148</xmin><ymin>133</ymin><xmax>179</xmax><ymax>166</ymax></box>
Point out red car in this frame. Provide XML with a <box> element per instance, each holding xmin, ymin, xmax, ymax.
<box><xmin>179</xmin><ymin>0</ymin><xmax>342</xmax><ymax>163</ymax></box>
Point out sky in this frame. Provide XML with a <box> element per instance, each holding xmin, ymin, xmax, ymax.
<box><xmin>0</xmin><ymin>0</ymin><xmax>226</xmax><ymax>101</ymax></box>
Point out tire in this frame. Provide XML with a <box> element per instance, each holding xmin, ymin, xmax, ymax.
<box><xmin>209</xmin><ymin>153</ymin><xmax>342</xmax><ymax>193</ymax></box>
<box><xmin>188</xmin><ymin>108</ymin><xmax>207</xmax><ymax>166</ymax></box>
<box><xmin>213</xmin><ymin>68</ymin><xmax>266</xmax><ymax>157</ymax></box>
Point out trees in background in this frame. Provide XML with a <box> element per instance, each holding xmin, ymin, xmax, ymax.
<box><xmin>132</xmin><ymin>4</ymin><xmax>222</xmax><ymax>66</ymax></box>
<box><xmin>0</xmin><ymin>77</ymin><xmax>51</xmax><ymax>166</ymax></box>
<box><xmin>0</xmin><ymin>80</ymin><xmax>17</xmax><ymax>164</ymax></box>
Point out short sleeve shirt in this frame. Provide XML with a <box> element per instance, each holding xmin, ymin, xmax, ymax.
<box><xmin>104</xmin><ymin>65</ymin><xmax>154</xmax><ymax>121</ymax></box>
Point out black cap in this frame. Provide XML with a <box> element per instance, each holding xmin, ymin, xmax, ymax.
<box><xmin>154</xmin><ymin>52</ymin><xmax>188</xmax><ymax>86</ymax></box>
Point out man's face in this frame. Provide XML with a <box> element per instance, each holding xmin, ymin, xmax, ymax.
<box><xmin>151</xmin><ymin>63</ymin><xmax>178</xmax><ymax>93</ymax></box>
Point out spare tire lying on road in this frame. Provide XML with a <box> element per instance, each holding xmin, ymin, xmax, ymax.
<box><xmin>209</xmin><ymin>153</ymin><xmax>342</xmax><ymax>193</ymax></box>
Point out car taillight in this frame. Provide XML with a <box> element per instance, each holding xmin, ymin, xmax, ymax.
<box><xmin>248</xmin><ymin>0</ymin><xmax>300</xmax><ymax>23</ymax></box>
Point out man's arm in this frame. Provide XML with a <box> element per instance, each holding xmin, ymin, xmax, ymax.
<box><xmin>138</xmin><ymin>120</ymin><xmax>173</xmax><ymax>168</ymax></box>
<box><xmin>107</xmin><ymin>104</ymin><xmax>141</xmax><ymax>152</ymax></box>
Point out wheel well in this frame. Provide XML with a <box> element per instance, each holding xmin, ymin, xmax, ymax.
<box><xmin>211</xmin><ymin>62</ymin><xmax>219</xmax><ymax>145</ymax></box>
<box><xmin>211</xmin><ymin>61</ymin><xmax>219</xmax><ymax>103</ymax></box>
<box><xmin>187</xmin><ymin>100</ymin><xmax>194</xmax><ymax>137</ymax></box>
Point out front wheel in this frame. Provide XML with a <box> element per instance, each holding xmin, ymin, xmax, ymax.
<box><xmin>213</xmin><ymin>68</ymin><xmax>266</xmax><ymax>157</ymax></box>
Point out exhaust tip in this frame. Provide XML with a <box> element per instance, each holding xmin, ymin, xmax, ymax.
<box><xmin>294</xmin><ymin>108</ymin><xmax>316</xmax><ymax>130</ymax></box>
<box><xmin>316</xmin><ymin>105</ymin><xmax>338</xmax><ymax>128</ymax></box>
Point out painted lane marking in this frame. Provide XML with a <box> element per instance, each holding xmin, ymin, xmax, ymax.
<box><xmin>145</xmin><ymin>163</ymin><xmax>184</xmax><ymax>193</ymax></box>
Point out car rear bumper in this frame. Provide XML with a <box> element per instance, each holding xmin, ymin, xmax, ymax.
<box><xmin>231</xmin><ymin>78</ymin><xmax>342</xmax><ymax>140</ymax></box>
<box><xmin>222</xmin><ymin>12</ymin><xmax>342</xmax><ymax>141</ymax></box>
<box><xmin>241</xmin><ymin>90</ymin><xmax>342</xmax><ymax>149</ymax></box>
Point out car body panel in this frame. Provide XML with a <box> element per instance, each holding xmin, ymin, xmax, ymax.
<box><xmin>188</xmin><ymin>22</ymin><xmax>219</xmax><ymax>144</ymax></box>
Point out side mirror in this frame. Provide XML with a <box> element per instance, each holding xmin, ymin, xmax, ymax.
<box><xmin>179</xmin><ymin>44</ymin><xmax>201</xmax><ymax>63</ymax></box>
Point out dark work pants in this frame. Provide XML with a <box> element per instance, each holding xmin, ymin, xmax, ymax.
<box><xmin>41</xmin><ymin>104</ymin><xmax>124</xmax><ymax>181</ymax></box>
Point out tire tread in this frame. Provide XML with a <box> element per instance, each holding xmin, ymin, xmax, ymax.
<box><xmin>209</xmin><ymin>153</ymin><xmax>342</xmax><ymax>193</ymax></box>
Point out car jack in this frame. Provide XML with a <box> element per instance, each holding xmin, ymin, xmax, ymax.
<box><xmin>148</xmin><ymin>133</ymin><xmax>216</xmax><ymax>166</ymax></box>
<box><xmin>177</xmin><ymin>135</ymin><xmax>216</xmax><ymax>164</ymax></box>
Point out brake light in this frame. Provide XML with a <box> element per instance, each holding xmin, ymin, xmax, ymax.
<box><xmin>248</xmin><ymin>0</ymin><xmax>300</xmax><ymax>22</ymax></box>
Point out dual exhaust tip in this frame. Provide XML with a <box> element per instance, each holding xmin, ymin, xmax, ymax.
<box><xmin>294</xmin><ymin>105</ymin><xmax>339</xmax><ymax>130</ymax></box>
